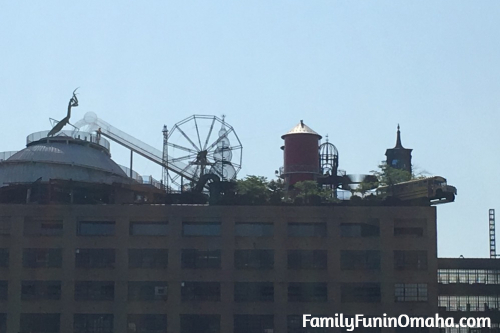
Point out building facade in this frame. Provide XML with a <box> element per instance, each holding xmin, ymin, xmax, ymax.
<box><xmin>0</xmin><ymin>204</ymin><xmax>437</xmax><ymax>333</ymax></box>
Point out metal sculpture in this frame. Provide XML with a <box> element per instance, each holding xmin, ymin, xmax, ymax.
<box><xmin>48</xmin><ymin>88</ymin><xmax>79</xmax><ymax>137</ymax></box>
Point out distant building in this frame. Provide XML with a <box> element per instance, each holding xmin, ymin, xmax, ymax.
<box><xmin>386</xmin><ymin>125</ymin><xmax>413</xmax><ymax>175</ymax></box>
<box><xmin>438</xmin><ymin>258</ymin><xmax>500</xmax><ymax>333</ymax></box>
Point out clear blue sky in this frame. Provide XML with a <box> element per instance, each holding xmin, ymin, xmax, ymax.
<box><xmin>1</xmin><ymin>1</ymin><xmax>499</xmax><ymax>258</ymax></box>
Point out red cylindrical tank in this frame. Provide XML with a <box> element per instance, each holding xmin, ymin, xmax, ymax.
<box><xmin>281</xmin><ymin>120</ymin><xmax>322</xmax><ymax>186</ymax></box>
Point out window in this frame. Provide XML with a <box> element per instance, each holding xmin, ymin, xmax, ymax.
<box><xmin>21</xmin><ymin>281</ymin><xmax>61</xmax><ymax>301</ymax></box>
<box><xmin>288</xmin><ymin>223</ymin><xmax>326</xmax><ymax>237</ymax></box>
<box><xmin>0</xmin><ymin>314</ymin><xmax>5</xmax><ymax>333</ymax></box>
<box><xmin>129</xmin><ymin>249</ymin><xmax>168</xmax><ymax>269</ymax></box>
<box><xmin>0</xmin><ymin>217</ymin><xmax>11</xmax><ymax>235</ymax></box>
<box><xmin>128</xmin><ymin>282</ymin><xmax>168</xmax><ymax>301</ymax></box>
<box><xmin>395</xmin><ymin>283</ymin><xmax>428</xmax><ymax>302</ymax></box>
<box><xmin>20</xmin><ymin>313</ymin><xmax>60</xmax><ymax>333</ymax></box>
<box><xmin>341</xmin><ymin>283</ymin><xmax>381</xmax><ymax>303</ymax></box>
<box><xmin>74</xmin><ymin>314</ymin><xmax>113</xmax><ymax>333</ymax></box>
<box><xmin>127</xmin><ymin>314</ymin><xmax>167</xmax><ymax>333</ymax></box>
<box><xmin>23</xmin><ymin>248</ymin><xmax>62</xmax><ymax>268</ymax></box>
<box><xmin>394</xmin><ymin>251</ymin><xmax>427</xmax><ymax>271</ymax></box>
<box><xmin>394</xmin><ymin>227</ymin><xmax>423</xmax><ymax>237</ymax></box>
<box><xmin>340</xmin><ymin>223</ymin><xmax>379</xmax><ymax>237</ymax></box>
<box><xmin>234</xmin><ymin>315</ymin><xmax>273</xmax><ymax>333</ymax></box>
<box><xmin>234</xmin><ymin>282</ymin><xmax>274</xmax><ymax>302</ymax></box>
<box><xmin>0</xmin><ymin>281</ymin><xmax>7</xmax><ymax>300</ymax></box>
<box><xmin>75</xmin><ymin>281</ymin><xmax>114</xmax><ymax>301</ymax></box>
<box><xmin>181</xmin><ymin>282</ymin><xmax>220</xmax><ymax>301</ymax></box>
<box><xmin>130</xmin><ymin>222</ymin><xmax>168</xmax><ymax>236</ymax></box>
<box><xmin>183</xmin><ymin>222</ymin><xmax>221</xmax><ymax>236</ymax></box>
<box><xmin>288</xmin><ymin>315</ymin><xmax>329</xmax><ymax>333</ymax></box>
<box><xmin>340</xmin><ymin>251</ymin><xmax>380</xmax><ymax>270</ymax></box>
<box><xmin>77</xmin><ymin>221</ymin><xmax>115</xmax><ymax>236</ymax></box>
<box><xmin>181</xmin><ymin>249</ymin><xmax>221</xmax><ymax>269</ymax></box>
<box><xmin>75</xmin><ymin>249</ymin><xmax>115</xmax><ymax>268</ymax></box>
<box><xmin>21</xmin><ymin>281</ymin><xmax>61</xmax><ymax>300</ymax></box>
<box><xmin>0</xmin><ymin>249</ymin><xmax>8</xmax><ymax>267</ymax></box>
<box><xmin>234</xmin><ymin>250</ymin><xmax>274</xmax><ymax>269</ymax></box>
<box><xmin>180</xmin><ymin>314</ymin><xmax>220</xmax><ymax>333</ymax></box>
<box><xmin>235</xmin><ymin>223</ymin><xmax>273</xmax><ymax>237</ymax></box>
<box><xmin>394</xmin><ymin>218</ymin><xmax>425</xmax><ymax>237</ymax></box>
<box><xmin>24</xmin><ymin>218</ymin><xmax>63</xmax><ymax>236</ymax></box>
<box><xmin>288</xmin><ymin>282</ymin><xmax>327</xmax><ymax>302</ymax></box>
<box><xmin>288</xmin><ymin>250</ymin><xmax>327</xmax><ymax>269</ymax></box>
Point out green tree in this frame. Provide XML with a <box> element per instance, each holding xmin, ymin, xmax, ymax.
<box><xmin>293</xmin><ymin>180</ymin><xmax>336</xmax><ymax>204</ymax></box>
<box><xmin>236</xmin><ymin>175</ymin><xmax>270</xmax><ymax>204</ymax></box>
<box><xmin>369</xmin><ymin>162</ymin><xmax>412</xmax><ymax>197</ymax></box>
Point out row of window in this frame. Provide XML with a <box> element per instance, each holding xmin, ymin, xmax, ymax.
<box><xmin>0</xmin><ymin>313</ymin><xmax>327</xmax><ymax>333</ymax></box>
<box><xmin>0</xmin><ymin>313</ymin><xmax>435</xmax><ymax>333</ymax></box>
<box><xmin>0</xmin><ymin>281</ymin><xmax>428</xmax><ymax>303</ymax></box>
<box><xmin>439</xmin><ymin>295</ymin><xmax>500</xmax><ymax>311</ymax></box>
<box><xmin>0</xmin><ymin>248</ymin><xmax>428</xmax><ymax>271</ymax></box>
<box><xmin>0</xmin><ymin>219</ymin><xmax>426</xmax><ymax>237</ymax></box>
<box><xmin>438</xmin><ymin>269</ymin><xmax>500</xmax><ymax>285</ymax></box>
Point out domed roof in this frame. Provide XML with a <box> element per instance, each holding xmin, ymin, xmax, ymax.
<box><xmin>0</xmin><ymin>136</ymin><xmax>129</xmax><ymax>186</ymax></box>
<box><xmin>282</xmin><ymin>120</ymin><xmax>322</xmax><ymax>139</ymax></box>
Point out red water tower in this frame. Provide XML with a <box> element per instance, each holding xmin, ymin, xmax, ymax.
<box><xmin>281</xmin><ymin>120</ymin><xmax>322</xmax><ymax>187</ymax></box>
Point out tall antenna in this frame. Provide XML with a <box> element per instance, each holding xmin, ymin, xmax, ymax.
<box><xmin>162</xmin><ymin>125</ymin><xmax>169</xmax><ymax>192</ymax></box>
<box><xmin>490</xmin><ymin>209</ymin><xmax>496</xmax><ymax>259</ymax></box>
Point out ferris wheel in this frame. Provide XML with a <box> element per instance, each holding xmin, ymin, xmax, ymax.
<box><xmin>166</xmin><ymin>115</ymin><xmax>242</xmax><ymax>189</ymax></box>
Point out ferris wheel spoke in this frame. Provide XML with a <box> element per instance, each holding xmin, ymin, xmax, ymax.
<box><xmin>194</xmin><ymin>116</ymin><xmax>203</xmax><ymax>152</ymax></box>
<box><xmin>176</xmin><ymin>126</ymin><xmax>200</xmax><ymax>151</ymax></box>
<box><xmin>167</xmin><ymin>142</ymin><xmax>198</xmax><ymax>154</ymax></box>
<box><xmin>203</xmin><ymin>117</ymin><xmax>216</xmax><ymax>150</ymax></box>
<box><xmin>206</xmin><ymin>127</ymin><xmax>234</xmax><ymax>152</ymax></box>
<box><xmin>169</xmin><ymin>154</ymin><xmax>199</xmax><ymax>163</ymax></box>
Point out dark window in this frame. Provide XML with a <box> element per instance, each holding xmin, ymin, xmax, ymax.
<box><xmin>127</xmin><ymin>314</ymin><xmax>167</xmax><ymax>333</ymax></box>
<box><xmin>24</xmin><ymin>218</ymin><xmax>63</xmax><ymax>236</ymax></box>
<box><xmin>181</xmin><ymin>249</ymin><xmax>221</xmax><ymax>269</ymax></box>
<box><xmin>180</xmin><ymin>314</ymin><xmax>220</xmax><ymax>333</ymax></box>
<box><xmin>234</xmin><ymin>282</ymin><xmax>274</xmax><ymax>302</ymax></box>
<box><xmin>340</xmin><ymin>223</ymin><xmax>379</xmax><ymax>237</ymax></box>
<box><xmin>0</xmin><ymin>281</ymin><xmax>7</xmax><ymax>300</ymax></box>
<box><xmin>234</xmin><ymin>250</ymin><xmax>274</xmax><ymax>269</ymax></box>
<box><xmin>288</xmin><ymin>315</ymin><xmax>329</xmax><ymax>333</ymax></box>
<box><xmin>394</xmin><ymin>227</ymin><xmax>424</xmax><ymax>237</ymax></box>
<box><xmin>341</xmin><ymin>283</ymin><xmax>381</xmax><ymax>303</ymax></box>
<box><xmin>288</xmin><ymin>250</ymin><xmax>327</xmax><ymax>269</ymax></box>
<box><xmin>234</xmin><ymin>315</ymin><xmax>273</xmax><ymax>333</ymax></box>
<box><xmin>288</xmin><ymin>282</ymin><xmax>327</xmax><ymax>302</ymax></box>
<box><xmin>394</xmin><ymin>251</ymin><xmax>428</xmax><ymax>271</ymax></box>
<box><xmin>181</xmin><ymin>282</ymin><xmax>220</xmax><ymax>301</ymax></box>
<box><xmin>182</xmin><ymin>223</ymin><xmax>221</xmax><ymax>236</ymax></box>
<box><xmin>340</xmin><ymin>250</ymin><xmax>380</xmax><ymax>270</ymax></box>
<box><xmin>77</xmin><ymin>221</ymin><xmax>115</xmax><ymax>236</ymax></box>
<box><xmin>0</xmin><ymin>217</ymin><xmax>11</xmax><ymax>235</ymax></box>
<box><xmin>395</xmin><ymin>283</ymin><xmax>428</xmax><ymax>302</ymax></box>
<box><xmin>20</xmin><ymin>313</ymin><xmax>60</xmax><ymax>333</ymax></box>
<box><xmin>23</xmin><ymin>248</ymin><xmax>62</xmax><ymax>268</ymax></box>
<box><xmin>75</xmin><ymin>249</ymin><xmax>115</xmax><ymax>268</ymax></box>
<box><xmin>288</xmin><ymin>223</ymin><xmax>326</xmax><ymax>237</ymax></box>
<box><xmin>21</xmin><ymin>281</ymin><xmax>61</xmax><ymax>300</ymax></box>
<box><xmin>0</xmin><ymin>313</ymin><xmax>5</xmax><ymax>333</ymax></box>
<box><xmin>130</xmin><ymin>222</ymin><xmax>168</xmax><ymax>236</ymax></box>
<box><xmin>74</xmin><ymin>314</ymin><xmax>113</xmax><ymax>333</ymax></box>
<box><xmin>235</xmin><ymin>223</ymin><xmax>274</xmax><ymax>237</ymax></box>
<box><xmin>0</xmin><ymin>249</ymin><xmax>8</xmax><ymax>267</ymax></box>
<box><xmin>128</xmin><ymin>249</ymin><xmax>168</xmax><ymax>269</ymax></box>
<box><xmin>75</xmin><ymin>281</ymin><xmax>114</xmax><ymax>301</ymax></box>
<box><xmin>128</xmin><ymin>282</ymin><xmax>168</xmax><ymax>301</ymax></box>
